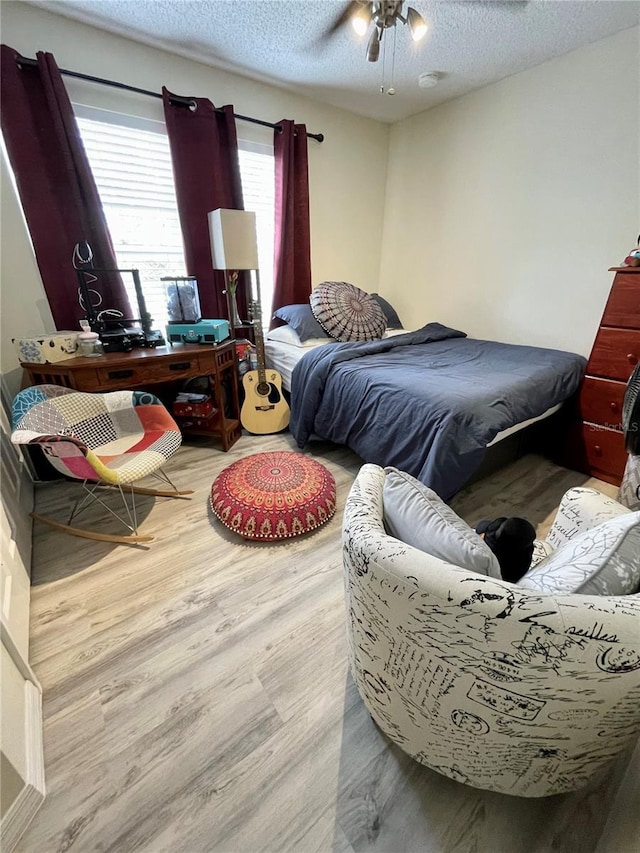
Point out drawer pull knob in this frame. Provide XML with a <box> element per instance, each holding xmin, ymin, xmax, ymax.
<box><xmin>594</xmin><ymin>445</ymin><xmax>602</xmax><ymax>456</ymax></box>
<box><xmin>108</xmin><ymin>369</ymin><xmax>134</xmax><ymax>379</ymax></box>
<box><xmin>610</xmin><ymin>402</ymin><xmax>619</xmax><ymax>411</ymax></box>
<box><xmin>169</xmin><ymin>362</ymin><xmax>191</xmax><ymax>371</ymax></box>
<box><xmin>627</xmin><ymin>353</ymin><xmax>638</xmax><ymax>364</ymax></box>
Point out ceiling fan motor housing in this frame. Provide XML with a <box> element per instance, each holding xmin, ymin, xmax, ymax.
<box><xmin>377</xmin><ymin>0</ymin><xmax>405</xmax><ymax>28</ymax></box>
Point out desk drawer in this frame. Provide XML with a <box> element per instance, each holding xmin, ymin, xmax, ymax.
<box><xmin>586</xmin><ymin>328</ymin><xmax>640</xmax><ymax>381</ymax></box>
<box><xmin>97</xmin><ymin>355</ymin><xmax>201</xmax><ymax>387</ymax></box>
<box><xmin>197</xmin><ymin>349</ymin><xmax>221</xmax><ymax>374</ymax></box>
<box><xmin>578</xmin><ymin>377</ymin><xmax>627</xmax><ymax>429</ymax></box>
<box><xmin>602</xmin><ymin>273</ymin><xmax>640</xmax><ymax>329</ymax></box>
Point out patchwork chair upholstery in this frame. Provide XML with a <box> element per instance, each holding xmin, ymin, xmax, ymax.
<box><xmin>12</xmin><ymin>385</ymin><xmax>187</xmax><ymax>543</ymax></box>
<box><xmin>343</xmin><ymin>464</ymin><xmax>640</xmax><ymax>797</ymax></box>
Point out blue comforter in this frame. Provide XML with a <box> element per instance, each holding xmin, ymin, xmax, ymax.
<box><xmin>289</xmin><ymin>323</ymin><xmax>586</xmax><ymax>500</ymax></box>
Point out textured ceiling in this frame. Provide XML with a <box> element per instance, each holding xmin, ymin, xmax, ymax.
<box><xmin>29</xmin><ymin>0</ymin><xmax>640</xmax><ymax>122</ymax></box>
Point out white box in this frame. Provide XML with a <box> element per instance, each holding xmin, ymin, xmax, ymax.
<box><xmin>13</xmin><ymin>332</ymin><xmax>79</xmax><ymax>364</ymax></box>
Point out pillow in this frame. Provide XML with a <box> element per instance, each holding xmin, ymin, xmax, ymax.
<box><xmin>371</xmin><ymin>293</ymin><xmax>403</xmax><ymax>329</ymax></box>
<box><xmin>272</xmin><ymin>304</ymin><xmax>331</xmax><ymax>342</ymax></box>
<box><xmin>531</xmin><ymin>539</ymin><xmax>554</xmax><ymax>569</ymax></box>
<box><xmin>518</xmin><ymin>512</ymin><xmax>640</xmax><ymax>595</ymax></box>
<box><xmin>266</xmin><ymin>325</ymin><xmax>334</xmax><ymax>349</ymax></box>
<box><xmin>310</xmin><ymin>281</ymin><xmax>386</xmax><ymax>342</ymax></box>
<box><xmin>382</xmin><ymin>467</ymin><xmax>502</xmax><ymax>579</ymax></box>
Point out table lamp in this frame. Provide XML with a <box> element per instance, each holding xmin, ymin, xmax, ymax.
<box><xmin>208</xmin><ymin>209</ymin><xmax>259</xmax><ymax>335</ymax></box>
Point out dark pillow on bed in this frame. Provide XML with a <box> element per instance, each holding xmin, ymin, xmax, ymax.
<box><xmin>371</xmin><ymin>294</ymin><xmax>403</xmax><ymax>329</ymax></box>
<box><xmin>272</xmin><ymin>304</ymin><xmax>331</xmax><ymax>342</ymax></box>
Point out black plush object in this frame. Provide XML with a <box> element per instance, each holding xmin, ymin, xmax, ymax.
<box><xmin>623</xmin><ymin>362</ymin><xmax>640</xmax><ymax>454</ymax></box>
<box><xmin>272</xmin><ymin>304</ymin><xmax>331</xmax><ymax>342</ymax></box>
<box><xmin>371</xmin><ymin>293</ymin><xmax>404</xmax><ymax>329</ymax></box>
<box><xmin>476</xmin><ymin>517</ymin><xmax>536</xmax><ymax>583</ymax></box>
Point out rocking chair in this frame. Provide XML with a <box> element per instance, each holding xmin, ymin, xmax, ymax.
<box><xmin>11</xmin><ymin>384</ymin><xmax>192</xmax><ymax>545</ymax></box>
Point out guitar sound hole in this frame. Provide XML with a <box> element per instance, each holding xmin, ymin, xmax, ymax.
<box><xmin>256</xmin><ymin>382</ymin><xmax>282</xmax><ymax>404</ymax></box>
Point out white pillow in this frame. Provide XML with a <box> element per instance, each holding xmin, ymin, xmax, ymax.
<box><xmin>518</xmin><ymin>512</ymin><xmax>640</xmax><ymax>595</ymax></box>
<box><xmin>265</xmin><ymin>325</ymin><xmax>334</xmax><ymax>348</ymax></box>
<box><xmin>383</xmin><ymin>329</ymin><xmax>412</xmax><ymax>338</ymax></box>
<box><xmin>382</xmin><ymin>467</ymin><xmax>502</xmax><ymax>579</ymax></box>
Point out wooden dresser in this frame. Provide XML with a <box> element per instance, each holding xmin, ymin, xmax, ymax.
<box><xmin>566</xmin><ymin>266</ymin><xmax>640</xmax><ymax>485</ymax></box>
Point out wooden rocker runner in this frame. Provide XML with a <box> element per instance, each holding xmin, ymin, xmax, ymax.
<box><xmin>11</xmin><ymin>385</ymin><xmax>192</xmax><ymax>546</ymax></box>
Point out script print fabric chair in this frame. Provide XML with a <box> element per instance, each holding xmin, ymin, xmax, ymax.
<box><xmin>343</xmin><ymin>464</ymin><xmax>640</xmax><ymax>797</ymax></box>
<box><xmin>12</xmin><ymin>384</ymin><xmax>191</xmax><ymax>544</ymax></box>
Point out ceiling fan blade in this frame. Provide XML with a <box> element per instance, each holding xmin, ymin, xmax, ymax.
<box><xmin>317</xmin><ymin>1</ymin><xmax>367</xmax><ymax>44</ymax></box>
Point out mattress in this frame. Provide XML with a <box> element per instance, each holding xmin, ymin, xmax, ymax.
<box><xmin>264</xmin><ymin>339</ymin><xmax>316</xmax><ymax>390</ymax></box>
<box><xmin>264</xmin><ymin>337</ymin><xmax>563</xmax><ymax>447</ymax></box>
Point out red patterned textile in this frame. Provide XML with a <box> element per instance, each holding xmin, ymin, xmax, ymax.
<box><xmin>210</xmin><ymin>451</ymin><xmax>336</xmax><ymax>540</ymax></box>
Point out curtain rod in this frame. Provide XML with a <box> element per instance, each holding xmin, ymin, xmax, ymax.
<box><xmin>16</xmin><ymin>54</ymin><xmax>325</xmax><ymax>143</ymax></box>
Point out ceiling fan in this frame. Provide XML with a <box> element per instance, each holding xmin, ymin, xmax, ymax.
<box><xmin>319</xmin><ymin>1</ymin><xmax>528</xmax><ymax>62</ymax></box>
<box><xmin>321</xmin><ymin>1</ymin><xmax>428</xmax><ymax>62</ymax></box>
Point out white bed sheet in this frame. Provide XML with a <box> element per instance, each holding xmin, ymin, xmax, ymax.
<box><xmin>265</xmin><ymin>339</ymin><xmax>324</xmax><ymax>390</ymax></box>
<box><xmin>264</xmin><ymin>338</ymin><xmax>563</xmax><ymax>446</ymax></box>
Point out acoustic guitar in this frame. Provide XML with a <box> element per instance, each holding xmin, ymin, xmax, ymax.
<box><xmin>240</xmin><ymin>301</ymin><xmax>290</xmax><ymax>434</ymax></box>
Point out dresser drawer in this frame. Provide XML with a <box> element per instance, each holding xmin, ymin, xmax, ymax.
<box><xmin>586</xmin><ymin>328</ymin><xmax>640</xmax><ymax>380</ymax></box>
<box><xmin>576</xmin><ymin>422</ymin><xmax>627</xmax><ymax>483</ymax></box>
<box><xmin>578</xmin><ymin>377</ymin><xmax>627</xmax><ymax>429</ymax></box>
<box><xmin>601</xmin><ymin>273</ymin><xmax>640</xmax><ymax>329</ymax></box>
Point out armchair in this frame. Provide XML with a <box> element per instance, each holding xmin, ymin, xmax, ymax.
<box><xmin>343</xmin><ymin>465</ymin><xmax>640</xmax><ymax>797</ymax></box>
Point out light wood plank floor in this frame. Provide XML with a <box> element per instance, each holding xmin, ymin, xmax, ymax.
<box><xmin>17</xmin><ymin>433</ymin><xmax>639</xmax><ymax>853</ymax></box>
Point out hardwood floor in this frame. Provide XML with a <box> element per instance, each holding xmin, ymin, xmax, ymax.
<box><xmin>17</xmin><ymin>434</ymin><xmax>639</xmax><ymax>853</ymax></box>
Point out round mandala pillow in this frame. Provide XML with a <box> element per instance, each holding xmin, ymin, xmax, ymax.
<box><xmin>210</xmin><ymin>451</ymin><xmax>336</xmax><ymax>541</ymax></box>
<box><xmin>310</xmin><ymin>281</ymin><xmax>386</xmax><ymax>342</ymax></box>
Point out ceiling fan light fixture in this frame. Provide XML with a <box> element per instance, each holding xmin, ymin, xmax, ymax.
<box><xmin>407</xmin><ymin>7</ymin><xmax>428</xmax><ymax>42</ymax></box>
<box><xmin>366</xmin><ymin>27</ymin><xmax>381</xmax><ymax>62</ymax></box>
<box><xmin>352</xmin><ymin>3</ymin><xmax>372</xmax><ymax>36</ymax></box>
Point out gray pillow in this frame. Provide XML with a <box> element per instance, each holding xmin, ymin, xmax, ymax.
<box><xmin>272</xmin><ymin>304</ymin><xmax>331</xmax><ymax>342</ymax></box>
<box><xmin>371</xmin><ymin>293</ymin><xmax>403</xmax><ymax>329</ymax></box>
<box><xmin>518</xmin><ymin>512</ymin><xmax>640</xmax><ymax>595</ymax></box>
<box><xmin>382</xmin><ymin>467</ymin><xmax>501</xmax><ymax>578</ymax></box>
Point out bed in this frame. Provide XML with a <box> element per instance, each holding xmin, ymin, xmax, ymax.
<box><xmin>265</xmin><ymin>322</ymin><xmax>586</xmax><ymax>501</ymax></box>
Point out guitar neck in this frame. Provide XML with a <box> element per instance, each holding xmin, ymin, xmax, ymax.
<box><xmin>247</xmin><ymin>300</ymin><xmax>268</xmax><ymax>384</ymax></box>
<box><xmin>253</xmin><ymin>322</ymin><xmax>267</xmax><ymax>384</ymax></box>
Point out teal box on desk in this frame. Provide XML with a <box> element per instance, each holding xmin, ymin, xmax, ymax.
<box><xmin>166</xmin><ymin>319</ymin><xmax>230</xmax><ymax>345</ymax></box>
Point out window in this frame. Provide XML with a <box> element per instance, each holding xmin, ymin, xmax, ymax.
<box><xmin>76</xmin><ymin>108</ymin><xmax>275</xmax><ymax>330</ymax></box>
<box><xmin>238</xmin><ymin>142</ymin><xmax>275</xmax><ymax>320</ymax></box>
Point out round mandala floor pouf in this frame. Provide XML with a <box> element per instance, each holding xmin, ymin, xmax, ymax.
<box><xmin>210</xmin><ymin>451</ymin><xmax>336</xmax><ymax>541</ymax></box>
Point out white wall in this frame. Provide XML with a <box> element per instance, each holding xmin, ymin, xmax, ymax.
<box><xmin>0</xmin><ymin>153</ymin><xmax>56</xmax><ymax>398</ymax></box>
<box><xmin>380</xmin><ymin>27</ymin><xmax>639</xmax><ymax>357</ymax></box>
<box><xmin>0</xmin><ymin>1</ymin><xmax>389</xmax><ymax>390</ymax></box>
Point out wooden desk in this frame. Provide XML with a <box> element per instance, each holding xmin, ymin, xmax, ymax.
<box><xmin>21</xmin><ymin>341</ymin><xmax>241</xmax><ymax>451</ymax></box>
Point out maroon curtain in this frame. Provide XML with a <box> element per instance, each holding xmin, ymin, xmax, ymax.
<box><xmin>0</xmin><ymin>45</ymin><xmax>131</xmax><ymax>330</ymax></box>
<box><xmin>162</xmin><ymin>89</ymin><xmax>247</xmax><ymax>320</ymax></box>
<box><xmin>270</xmin><ymin>120</ymin><xmax>312</xmax><ymax>326</ymax></box>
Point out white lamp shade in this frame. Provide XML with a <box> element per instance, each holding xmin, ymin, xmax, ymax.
<box><xmin>208</xmin><ymin>208</ymin><xmax>259</xmax><ymax>270</ymax></box>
